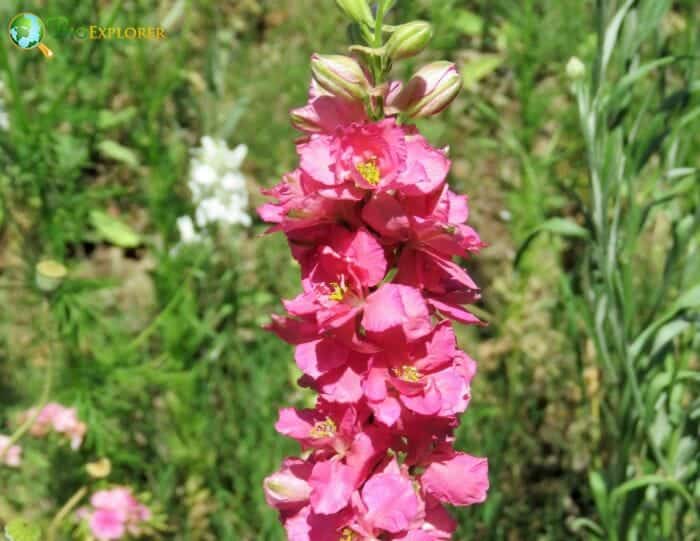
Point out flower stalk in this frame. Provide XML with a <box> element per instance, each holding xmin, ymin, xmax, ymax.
<box><xmin>260</xmin><ymin>3</ymin><xmax>487</xmax><ymax>539</ymax></box>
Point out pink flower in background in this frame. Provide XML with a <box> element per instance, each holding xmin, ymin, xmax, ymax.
<box><xmin>0</xmin><ymin>434</ymin><xmax>22</xmax><ymax>467</ymax></box>
<box><xmin>79</xmin><ymin>487</ymin><xmax>151</xmax><ymax>540</ymax></box>
<box><xmin>24</xmin><ymin>402</ymin><xmax>87</xmax><ymax>450</ymax></box>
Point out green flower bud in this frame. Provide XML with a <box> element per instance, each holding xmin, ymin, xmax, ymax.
<box><xmin>566</xmin><ymin>57</ymin><xmax>585</xmax><ymax>80</ymax></box>
<box><xmin>311</xmin><ymin>54</ymin><xmax>369</xmax><ymax>102</ymax></box>
<box><xmin>390</xmin><ymin>61</ymin><xmax>462</xmax><ymax>118</ymax></box>
<box><xmin>385</xmin><ymin>21</ymin><xmax>433</xmax><ymax>61</ymax></box>
<box><xmin>35</xmin><ymin>259</ymin><xmax>67</xmax><ymax>293</ymax></box>
<box><xmin>335</xmin><ymin>0</ymin><xmax>373</xmax><ymax>25</ymax></box>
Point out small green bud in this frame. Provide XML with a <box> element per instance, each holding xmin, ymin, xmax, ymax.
<box><xmin>86</xmin><ymin>457</ymin><xmax>112</xmax><ymax>479</ymax></box>
<box><xmin>390</xmin><ymin>61</ymin><xmax>462</xmax><ymax>118</ymax></box>
<box><xmin>35</xmin><ymin>259</ymin><xmax>67</xmax><ymax>293</ymax></box>
<box><xmin>566</xmin><ymin>57</ymin><xmax>585</xmax><ymax>80</ymax></box>
<box><xmin>311</xmin><ymin>54</ymin><xmax>369</xmax><ymax>102</ymax></box>
<box><xmin>335</xmin><ymin>0</ymin><xmax>373</xmax><ymax>25</ymax></box>
<box><xmin>385</xmin><ymin>21</ymin><xmax>433</xmax><ymax>61</ymax></box>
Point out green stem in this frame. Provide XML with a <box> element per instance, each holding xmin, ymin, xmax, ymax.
<box><xmin>0</xmin><ymin>300</ymin><xmax>55</xmax><ymax>462</ymax></box>
<box><xmin>369</xmin><ymin>0</ymin><xmax>390</xmax><ymax>117</ymax></box>
<box><xmin>46</xmin><ymin>486</ymin><xmax>87</xmax><ymax>541</ymax></box>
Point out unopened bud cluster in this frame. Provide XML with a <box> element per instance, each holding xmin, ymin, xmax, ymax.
<box><xmin>306</xmin><ymin>6</ymin><xmax>462</xmax><ymax>121</ymax></box>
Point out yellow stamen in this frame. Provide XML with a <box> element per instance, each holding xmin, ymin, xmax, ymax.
<box><xmin>355</xmin><ymin>157</ymin><xmax>381</xmax><ymax>185</ymax></box>
<box><xmin>339</xmin><ymin>528</ymin><xmax>357</xmax><ymax>541</ymax></box>
<box><xmin>328</xmin><ymin>281</ymin><xmax>347</xmax><ymax>302</ymax></box>
<box><xmin>393</xmin><ymin>365</ymin><xmax>422</xmax><ymax>383</ymax></box>
<box><xmin>310</xmin><ymin>417</ymin><xmax>337</xmax><ymax>439</ymax></box>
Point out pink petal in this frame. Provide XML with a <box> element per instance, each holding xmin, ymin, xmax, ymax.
<box><xmin>362</xmin><ymin>284</ymin><xmax>431</xmax><ymax>340</ymax></box>
<box><xmin>421</xmin><ymin>454</ymin><xmax>489</xmax><ymax>506</ymax></box>
<box><xmin>90</xmin><ymin>509</ymin><xmax>126</xmax><ymax>540</ymax></box>
<box><xmin>369</xmin><ymin>396</ymin><xmax>402</xmax><ymax>427</ymax></box>
<box><xmin>309</xmin><ymin>460</ymin><xmax>355</xmax><ymax>515</ymax></box>
<box><xmin>361</xmin><ymin>193</ymin><xmax>410</xmax><ymax>241</ymax></box>
<box><xmin>393</xmin><ymin>136</ymin><xmax>450</xmax><ymax>196</ymax></box>
<box><xmin>361</xmin><ymin>470</ymin><xmax>419</xmax><ymax>533</ymax></box>
<box><xmin>299</xmin><ymin>136</ymin><xmax>339</xmax><ymax>186</ymax></box>
<box><xmin>295</xmin><ymin>339</ymin><xmax>349</xmax><ymax>379</ymax></box>
<box><xmin>275</xmin><ymin>408</ymin><xmax>316</xmax><ymax>441</ymax></box>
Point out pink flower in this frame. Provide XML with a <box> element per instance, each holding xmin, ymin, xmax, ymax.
<box><xmin>80</xmin><ymin>487</ymin><xmax>151</xmax><ymax>540</ymax></box>
<box><xmin>261</xmin><ymin>39</ymin><xmax>488</xmax><ymax>540</ymax></box>
<box><xmin>0</xmin><ymin>435</ymin><xmax>22</xmax><ymax>467</ymax></box>
<box><xmin>258</xmin><ymin>170</ymin><xmax>362</xmax><ymax>235</ymax></box>
<box><xmin>364</xmin><ymin>323</ymin><xmax>476</xmax><ymax>425</ymax></box>
<box><xmin>24</xmin><ymin>402</ymin><xmax>87</xmax><ymax>450</ymax></box>
<box><xmin>300</xmin><ymin>119</ymin><xmax>408</xmax><ymax>191</ymax></box>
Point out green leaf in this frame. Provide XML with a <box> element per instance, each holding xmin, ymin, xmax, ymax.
<box><xmin>651</xmin><ymin>320</ymin><xmax>690</xmax><ymax>357</ymax></box>
<box><xmin>631</xmin><ymin>284</ymin><xmax>700</xmax><ymax>357</ymax></box>
<box><xmin>4</xmin><ymin>519</ymin><xmax>41</xmax><ymax>541</ymax></box>
<box><xmin>97</xmin><ymin>107</ymin><xmax>138</xmax><ymax>130</ymax></box>
<box><xmin>89</xmin><ymin>210</ymin><xmax>141</xmax><ymax>248</ymax></box>
<box><xmin>600</xmin><ymin>0</ymin><xmax>634</xmax><ymax>79</ymax></box>
<box><xmin>462</xmin><ymin>54</ymin><xmax>504</xmax><ymax>88</ymax></box>
<box><xmin>452</xmin><ymin>9</ymin><xmax>484</xmax><ymax>36</ymax></box>
<box><xmin>589</xmin><ymin>472</ymin><xmax>610</xmax><ymax>523</ymax></box>
<box><xmin>568</xmin><ymin>517</ymin><xmax>605</xmax><ymax>538</ymax></box>
<box><xmin>97</xmin><ymin>140</ymin><xmax>140</xmax><ymax>169</ymax></box>
<box><xmin>515</xmin><ymin>218</ymin><xmax>589</xmax><ymax>268</ymax></box>
<box><xmin>610</xmin><ymin>475</ymin><xmax>696</xmax><ymax>510</ymax></box>
<box><xmin>615</xmin><ymin>57</ymin><xmax>675</xmax><ymax>94</ymax></box>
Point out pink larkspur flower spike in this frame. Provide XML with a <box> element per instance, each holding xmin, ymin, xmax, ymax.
<box><xmin>260</xmin><ymin>15</ymin><xmax>488</xmax><ymax>539</ymax></box>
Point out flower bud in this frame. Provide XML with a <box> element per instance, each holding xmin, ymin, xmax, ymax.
<box><xmin>385</xmin><ymin>21</ymin><xmax>433</xmax><ymax>61</ymax></box>
<box><xmin>290</xmin><ymin>105</ymin><xmax>323</xmax><ymax>134</ymax></box>
<box><xmin>335</xmin><ymin>0</ymin><xmax>373</xmax><ymax>25</ymax></box>
<box><xmin>86</xmin><ymin>458</ymin><xmax>112</xmax><ymax>479</ymax></box>
<box><xmin>391</xmin><ymin>61</ymin><xmax>462</xmax><ymax>118</ymax></box>
<box><xmin>311</xmin><ymin>54</ymin><xmax>369</xmax><ymax>102</ymax></box>
<box><xmin>263</xmin><ymin>470</ymin><xmax>312</xmax><ymax>509</ymax></box>
<box><xmin>35</xmin><ymin>259</ymin><xmax>67</xmax><ymax>293</ymax></box>
<box><xmin>566</xmin><ymin>57</ymin><xmax>585</xmax><ymax>80</ymax></box>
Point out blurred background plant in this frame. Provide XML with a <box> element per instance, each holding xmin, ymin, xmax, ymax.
<box><xmin>0</xmin><ymin>0</ymin><xmax>697</xmax><ymax>540</ymax></box>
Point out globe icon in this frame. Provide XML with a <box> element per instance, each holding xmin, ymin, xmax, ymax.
<box><xmin>9</xmin><ymin>13</ymin><xmax>45</xmax><ymax>50</ymax></box>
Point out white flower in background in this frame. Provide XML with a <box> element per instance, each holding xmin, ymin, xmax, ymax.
<box><xmin>176</xmin><ymin>136</ymin><xmax>252</xmax><ymax>246</ymax></box>
<box><xmin>176</xmin><ymin>215</ymin><xmax>202</xmax><ymax>245</ymax></box>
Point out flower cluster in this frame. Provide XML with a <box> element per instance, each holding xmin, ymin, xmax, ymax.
<box><xmin>177</xmin><ymin>136</ymin><xmax>251</xmax><ymax>245</ymax></box>
<box><xmin>259</xmin><ymin>5</ymin><xmax>488</xmax><ymax>539</ymax></box>
<box><xmin>23</xmin><ymin>402</ymin><xmax>87</xmax><ymax>450</ymax></box>
<box><xmin>77</xmin><ymin>487</ymin><xmax>151</xmax><ymax>541</ymax></box>
<box><xmin>0</xmin><ymin>434</ymin><xmax>22</xmax><ymax>467</ymax></box>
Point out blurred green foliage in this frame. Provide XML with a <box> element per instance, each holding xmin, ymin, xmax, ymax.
<box><xmin>0</xmin><ymin>1</ymin><xmax>698</xmax><ymax>540</ymax></box>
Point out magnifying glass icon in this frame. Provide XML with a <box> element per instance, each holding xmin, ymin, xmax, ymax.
<box><xmin>8</xmin><ymin>12</ymin><xmax>54</xmax><ymax>59</ymax></box>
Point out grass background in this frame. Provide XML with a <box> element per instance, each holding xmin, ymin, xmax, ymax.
<box><xmin>0</xmin><ymin>0</ymin><xmax>698</xmax><ymax>539</ymax></box>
